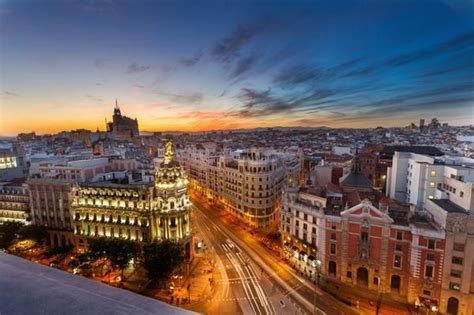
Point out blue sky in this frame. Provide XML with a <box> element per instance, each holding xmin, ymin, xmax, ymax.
<box><xmin>0</xmin><ymin>0</ymin><xmax>473</xmax><ymax>134</ymax></box>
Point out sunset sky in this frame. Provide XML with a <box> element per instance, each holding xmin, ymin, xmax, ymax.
<box><xmin>0</xmin><ymin>0</ymin><xmax>473</xmax><ymax>135</ymax></box>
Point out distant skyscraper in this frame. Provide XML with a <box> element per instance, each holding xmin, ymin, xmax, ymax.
<box><xmin>419</xmin><ymin>119</ymin><xmax>425</xmax><ymax>130</ymax></box>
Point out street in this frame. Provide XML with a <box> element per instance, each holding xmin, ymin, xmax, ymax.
<box><xmin>192</xmin><ymin>204</ymin><xmax>300</xmax><ymax>315</ymax></box>
<box><xmin>192</xmin><ymin>197</ymin><xmax>359</xmax><ymax>315</ymax></box>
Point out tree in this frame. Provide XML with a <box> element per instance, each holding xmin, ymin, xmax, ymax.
<box><xmin>88</xmin><ymin>237</ymin><xmax>137</xmax><ymax>281</ymax></box>
<box><xmin>19</xmin><ymin>225</ymin><xmax>48</xmax><ymax>245</ymax></box>
<box><xmin>0</xmin><ymin>221</ymin><xmax>24</xmax><ymax>249</ymax></box>
<box><xmin>144</xmin><ymin>240</ymin><xmax>185</xmax><ymax>286</ymax></box>
<box><xmin>106</xmin><ymin>238</ymin><xmax>137</xmax><ymax>280</ymax></box>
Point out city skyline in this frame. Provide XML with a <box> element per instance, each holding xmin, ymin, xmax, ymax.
<box><xmin>1</xmin><ymin>0</ymin><xmax>473</xmax><ymax>136</ymax></box>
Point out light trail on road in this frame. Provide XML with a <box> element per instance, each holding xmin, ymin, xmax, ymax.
<box><xmin>192</xmin><ymin>198</ymin><xmax>360</xmax><ymax>315</ymax></box>
<box><xmin>194</xmin><ymin>206</ymin><xmax>279</xmax><ymax>314</ymax></box>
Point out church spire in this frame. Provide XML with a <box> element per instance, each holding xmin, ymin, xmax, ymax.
<box><xmin>113</xmin><ymin>99</ymin><xmax>121</xmax><ymax>116</ymax></box>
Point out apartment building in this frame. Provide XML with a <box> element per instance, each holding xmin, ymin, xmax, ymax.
<box><xmin>0</xmin><ymin>179</ymin><xmax>30</xmax><ymax>224</ymax></box>
<box><xmin>282</xmin><ymin>151</ymin><xmax>473</xmax><ymax>314</ymax></box>
<box><xmin>177</xmin><ymin>145</ymin><xmax>293</xmax><ymax>228</ymax></box>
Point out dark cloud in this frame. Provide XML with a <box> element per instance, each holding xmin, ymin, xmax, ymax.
<box><xmin>339</xmin><ymin>65</ymin><xmax>374</xmax><ymax>78</ymax></box>
<box><xmin>273</xmin><ymin>64</ymin><xmax>327</xmax><ymax>86</ymax></box>
<box><xmin>126</xmin><ymin>63</ymin><xmax>152</xmax><ymax>74</ymax></box>
<box><xmin>179</xmin><ymin>52</ymin><xmax>203</xmax><ymax>67</ymax></box>
<box><xmin>273</xmin><ymin>58</ymin><xmax>364</xmax><ymax>88</ymax></box>
<box><xmin>230</xmin><ymin>55</ymin><xmax>260</xmax><ymax>79</ymax></box>
<box><xmin>237</xmin><ymin>88</ymin><xmax>292</xmax><ymax>117</ymax></box>
<box><xmin>212</xmin><ymin>26</ymin><xmax>260</xmax><ymax>63</ymax></box>
<box><xmin>3</xmin><ymin>91</ymin><xmax>18</xmax><ymax>97</ymax></box>
<box><xmin>416</xmin><ymin>63</ymin><xmax>471</xmax><ymax>78</ymax></box>
<box><xmin>85</xmin><ymin>94</ymin><xmax>103</xmax><ymax>102</ymax></box>
<box><xmin>156</xmin><ymin>92</ymin><xmax>203</xmax><ymax>104</ymax></box>
<box><xmin>218</xmin><ymin>90</ymin><xmax>227</xmax><ymax>97</ymax></box>
<box><xmin>385</xmin><ymin>31</ymin><xmax>474</xmax><ymax>67</ymax></box>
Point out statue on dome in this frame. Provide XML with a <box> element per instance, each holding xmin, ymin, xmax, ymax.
<box><xmin>164</xmin><ymin>139</ymin><xmax>174</xmax><ymax>164</ymax></box>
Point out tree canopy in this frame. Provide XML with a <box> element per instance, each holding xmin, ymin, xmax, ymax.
<box><xmin>143</xmin><ymin>240</ymin><xmax>185</xmax><ymax>285</ymax></box>
<box><xmin>88</xmin><ymin>237</ymin><xmax>138</xmax><ymax>278</ymax></box>
<box><xmin>0</xmin><ymin>221</ymin><xmax>24</xmax><ymax>249</ymax></box>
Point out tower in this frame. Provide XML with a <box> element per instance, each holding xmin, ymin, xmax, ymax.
<box><xmin>114</xmin><ymin>99</ymin><xmax>121</xmax><ymax>117</ymax></box>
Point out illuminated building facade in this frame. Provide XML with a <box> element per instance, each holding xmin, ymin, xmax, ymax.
<box><xmin>27</xmin><ymin>157</ymin><xmax>139</xmax><ymax>247</ymax></box>
<box><xmin>178</xmin><ymin>146</ymin><xmax>287</xmax><ymax>228</ymax></box>
<box><xmin>0</xmin><ymin>180</ymin><xmax>30</xmax><ymax>224</ymax></box>
<box><xmin>0</xmin><ymin>144</ymin><xmax>27</xmax><ymax>181</ymax></box>
<box><xmin>71</xmin><ymin>140</ymin><xmax>192</xmax><ymax>255</ymax></box>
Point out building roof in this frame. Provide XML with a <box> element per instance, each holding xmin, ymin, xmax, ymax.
<box><xmin>379</xmin><ymin>145</ymin><xmax>444</xmax><ymax>158</ymax></box>
<box><xmin>340</xmin><ymin>172</ymin><xmax>373</xmax><ymax>188</ymax></box>
<box><xmin>0</xmin><ymin>253</ymin><xmax>196</xmax><ymax>315</ymax></box>
<box><xmin>430</xmin><ymin>199</ymin><xmax>467</xmax><ymax>214</ymax></box>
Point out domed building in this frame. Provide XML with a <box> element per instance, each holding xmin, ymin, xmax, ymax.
<box><xmin>71</xmin><ymin>140</ymin><xmax>192</xmax><ymax>257</ymax></box>
<box><xmin>339</xmin><ymin>148</ymin><xmax>373</xmax><ymax>193</ymax></box>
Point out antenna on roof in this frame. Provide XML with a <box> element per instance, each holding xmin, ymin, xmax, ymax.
<box><xmin>115</xmin><ymin>99</ymin><xmax>118</xmax><ymax>109</ymax></box>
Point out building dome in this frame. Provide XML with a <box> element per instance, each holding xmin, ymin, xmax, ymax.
<box><xmin>340</xmin><ymin>147</ymin><xmax>372</xmax><ymax>191</ymax></box>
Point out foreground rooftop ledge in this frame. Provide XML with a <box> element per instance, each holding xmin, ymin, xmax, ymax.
<box><xmin>0</xmin><ymin>253</ymin><xmax>197</xmax><ymax>315</ymax></box>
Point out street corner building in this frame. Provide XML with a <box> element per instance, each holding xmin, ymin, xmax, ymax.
<box><xmin>280</xmin><ymin>150</ymin><xmax>474</xmax><ymax>315</ymax></box>
<box><xmin>177</xmin><ymin>145</ymin><xmax>296</xmax><ymax>228</ymax></box>
<box><xmin>71</xmin><ymin>140</ymin><xmax>193</xmax><ymax>257</ymax></box>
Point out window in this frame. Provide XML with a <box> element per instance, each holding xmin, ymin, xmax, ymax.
<box><xmin>426</xmin><ymin>254</ymin><xmax>435</xmax><ymax>261</ymax></box>
<box><xmin>361</xmin><ymin>231</ymin><xmax>369</xmax><ymax>241</ymax></box>
<box><xmin>395</xmin><ymin>244</ymin><xmax>402</xmax><ymax>252</ymax></box>
<box><xmin>453</xmin><ymin>243</ymin><xmax>465</xmax><ymax>251</ymax></box>
<box><xmin>425</xmin><ymin>265</ymin><xmax>434</xmax><ymax>278</ymax></box>
<box><xmin>396</xmin><ymin>231</ymin><xmax>403</xmax><ymax>240</ymax></box>
<box><xmin>429</xmin><ymin>182</ymin><xmax>435</xmax><ymax>187</ymax></box>
<box><xmin>394</xmin><ymin>255</ymin><xmax>402</xmax><ymax>268</ymax></box>
<box><xmin>330</xmin><ymin>243</ymin><xmax>336</xmax><ymax>255</ymax></box>
<box><xmin>428</xmin><ymin>239</ymin><xmax>436</xmax><ymax>249</ymax></box>
<box><xmin>450</xmin><ymin>270</ymin><xmax>462</xmax><ymax>278</ymax></box>
<box><xmin>449</xmin><ymin>283</ymin><xmax>460</xmax><ymax>291</ymax></box>
<box><xmin>428</xmin><ymin>195</ymin><xmax>434</xmax><ymax>199</ymax></box>
<box><xmin>460</xmin><ymin>191</ymin><xmax>464</xmax><ymax>198</ymax></box>
<box><xmin>313</xmin><ymin>217</ymin><xmax>316</xmax><ymax>224</ymax></box>
<box><xmin>304</xmin><ymin>214</ymin><xmax>307</xmax><ymax>221</ymax></box>
<box><xmin>312</xmin><ymin>227</ymin><xmax>316</xmax><ymax>234</ymax></box>
<box><xmin>331</xmin><ymin>233</ymin><xmax>336</xmax><ymax>240</ymax></box>
<box><xmin>347</xmin><ymin>271</ymin><xmax>352</xmax><ymax>278</ymax></box>
<box><xmin>303</xmin><ymin>223</ymin><xmax>307</xmax><ymax>230</ymax></box>
<box><xmin>331</xmin><ymin>223</ymin><xmax>336</xmax><ymax>230</ymax></box>
<box><xmin>373</xmin><ymin>277</ymin><xmax>379</xmax><ymax>285</ymax></box>
<box><xmin>430</xmin><ymin>170</ymin><xmax>436</xmax><ymax>177</ymax></box>
<box><xmin>423</xmin><ymin>290</ymin><xmax>431</xmax><ymax>296</ymax></box>
<box><xmin>296</xmin><ymin>220</ymin><xmax>299</xmax><ymax>227</ymax></box>
<box><xmin>452</xmin><ymin>257</ymin><xmax>463</xmax><ymax>265</ymax></box>
<box><xmin>296</xmin><ymin>211</ymin><xmax>299</xmax><ymax>218</ymax></box>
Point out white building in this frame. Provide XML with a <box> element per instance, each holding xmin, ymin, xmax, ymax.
<box><xmin>387</xmin><ymin>152</ymin><xmax>474</xmax><ymax>211</ymax></box>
